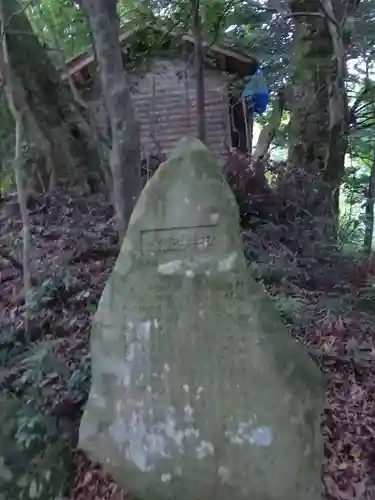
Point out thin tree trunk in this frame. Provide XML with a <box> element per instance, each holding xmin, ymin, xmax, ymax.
<box><xmin>14</xmin><ymin>118</ymin><xmax>31</xmax><ymax>335</ymax></box>
<box><xmin>253</xmin><ymin>88</ymin><xmax>285</xmax><ymax>162</ymax></box>
<box><xmin>191</xmin><ymin>0</ymin><xmax>206</xmax><ymax>143</ymax></box>
<box><xmin>0</xmin><ymin>1</ymin><xmax>31</xmax><ymax>338</ymax></box>
<box><xmin>363</xmin><ymin>152</ymin><xmax>375</xmax><ymax>254</ymax></box>
<box><xmin>79</xmin><ymin>0</ymin><xmax>141</xmax><ymax>241</ymax></box>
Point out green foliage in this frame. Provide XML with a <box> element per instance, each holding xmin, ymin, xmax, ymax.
<box><xmin>0</xmin><ymin>394</ymin><xmax>73</xmax><ymax>500</ymax></box>
<box><xmin>24</xmin><ymin>0</ymin><xmax>90</xmax><ymax>60</ymax></box>
<box><xmin>20</xmin><ymin>340</ymin><xmax>70</xmax><ymax>384</ymax></box>
<box><xmin>0</xmin><ymin>92</ymin><xmax>15</xmax><ymax>195</ymax></box>
<box><xmin>274</xmin><ymin>294</ymin><xmax>305</xmax><ymax>323</ymax></box>
<box><xmin>67</xmin><ymin>352</ymin><xmax>91</xmax><ymax>396</ymax></box>
<box><xmin>0</xmin><ymin>327</ymin><xmax>24</xmax><ymax>372</ymax></box>
<box><xmin>0</xmin><ymin>270</ymin><xmax>91</xmax><ymax>497</ymax></box>
<box><xmin>337</xmin><ymin>210</ymin><xmax>365</xmax><ymax>250</ymax></box>
<box><xmin>356</xmin><ymin>275</ymin><xmax>375</xmax><ymax>311</ymax></box>
<box><xmin>343</xmin><ymin>164</ymin><xmax>368</xmax><ymax>206</ymax></box>
<box><xmin>350</xmin><ymin>0</ymin><xmax>375</xmax><ymax>68</ymax></box>
<box><xmin>0</xmin><ymin>337</ymin><xmax>76</xmax><ymax>499</ymax></box>
<box><xmin>28</xmin><ymin>268</ymin><xmax>79</xmax><ymax>313</ymax></box>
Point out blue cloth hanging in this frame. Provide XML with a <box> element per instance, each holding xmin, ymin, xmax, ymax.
<box><xmin>241</xmin><ymin>68</ymin><xmax>269</xmax><ymax>115</ymax></box>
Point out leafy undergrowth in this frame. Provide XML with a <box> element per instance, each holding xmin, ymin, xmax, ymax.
<box><xmin>1</xmin><ymin>190</ymin><xmax>375</xmax><ymax>499</ymax></box>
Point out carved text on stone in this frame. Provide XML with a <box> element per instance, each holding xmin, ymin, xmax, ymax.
<box><xmin>141</xmin><ymin>224</ymin><xmax>217</xmax><ymax>255</ymax></box>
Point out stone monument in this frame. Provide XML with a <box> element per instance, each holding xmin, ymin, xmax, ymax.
<box><xmin>79</xmin><ymin>137</ymin><xmax>324</xmax><ymax>500</ymax></box>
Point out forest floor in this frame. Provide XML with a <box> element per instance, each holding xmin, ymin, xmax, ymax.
<box><xmin>1</xmin><ymin>189</ymin><xmax>375</xmax><ymax>500</ymax></box>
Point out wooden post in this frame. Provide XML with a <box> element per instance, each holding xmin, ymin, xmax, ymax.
<box><xmin>242</xmin><ymin>96</ymin><xmax>253</xmax><ymax>157</ymax></box>
<box><xmin>191</xmin><ymin>0</ymin><xmax>206</xmax><ymax>143</ymax></box>
<box><xmin>248</xmin><ymin>107</ymin><xmax>254</xmax><ymax>158</ymax></box>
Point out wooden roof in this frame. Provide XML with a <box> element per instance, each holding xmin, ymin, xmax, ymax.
<box><xmin>60</xmin><ymin>27</ymin><xmax>258</xmax><ymax>84</ymax></box>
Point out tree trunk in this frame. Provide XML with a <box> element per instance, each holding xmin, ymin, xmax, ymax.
<box><xmin>253</xmin><ymin>88</ymin><xmax>285</xmax><ymax>162</ymax></box>
<box><xmin>363</xmin><ymin>152</ymin><xmax>375</xmax><ymax>254</ymax></box>
<box><xmin>79</xmin><ymin>0</ymin><xmax>141</xmax><ymax>241</ymax></box>
<box><xmin>3</xmin><ymin>0</ymin><xmax>100</xmax><ymax>189</ymax></box>
<box><xmin>191</xmin><ymin>0</ymin><xmax>206</xmax><ymax>143</ymax></box>
<box><xmin>287</xmin><ymin>0</ymin><xmax>359</xmax><ymax>229</ymax></box>
<box><xmin>0</xmin><ymin>1</ymin><xmax>31</xmax><ymax>338</ymax></box>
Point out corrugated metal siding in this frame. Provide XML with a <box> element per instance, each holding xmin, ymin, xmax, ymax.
<box><xmin>128</xmin><ymin>58</ymin><xmax>231</xmax><ymax>161</ymax></box>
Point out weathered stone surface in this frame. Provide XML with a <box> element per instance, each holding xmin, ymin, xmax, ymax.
<box><xmin>79</xmin><ymin>137</ymin><xmax>324</xmax><ymax>500</ymax></box>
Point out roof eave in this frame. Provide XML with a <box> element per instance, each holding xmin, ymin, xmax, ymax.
<box><xmin>61</xmin><ymin>28</ymin><xmax>258</xmax><ymax>82</ymax></box>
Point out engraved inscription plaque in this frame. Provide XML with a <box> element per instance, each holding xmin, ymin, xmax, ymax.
<box><xmin>140</xmin><ymin>224</ymin><xmax>218</xmax><ymax>256</ymax></box>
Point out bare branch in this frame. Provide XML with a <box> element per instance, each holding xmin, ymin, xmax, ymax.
<box><xmin>205</xmin><ymin>0</ymin><xmax>326</xmax><ymax>58</ymax></box>
<box><xmin>245</xmin><ymin>0</ymin><xmax>326</xmax><ymax>18</ymax></box>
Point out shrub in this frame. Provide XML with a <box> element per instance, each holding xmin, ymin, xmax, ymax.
<box><xmin>0</xmin><ymin>336</ymin><xmax>88</xmax><ymax>499</ymax></box>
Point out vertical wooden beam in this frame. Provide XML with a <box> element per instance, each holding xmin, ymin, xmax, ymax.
<box><xmin>191</xmin><ymin>0</ymin><xmax>206</xmax><ymax>143</ymax></box>
<box><xmin>242</xmin><ymin>96</ymin><xmax>253</xmax><ymax>157</ymax></box>
<box><xmin>248</xmin><ymin>107</ymin><xmax>254</xmax><ymax>158</ymax></box>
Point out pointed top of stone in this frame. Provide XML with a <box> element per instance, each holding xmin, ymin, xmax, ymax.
<box><xmin>128</xmin><ymin>135</ymin><xmax>237</xmax><ymax>226</ymax></box>
<box><xmin>168</xmin><ymin>135</ymin><xmax>215</xmax><ymax>160</ymax></box>
<box><xmin>154</xmin><ymin>136</ymin><xmax>223</xmax><ymax>175</ymax></box>
<box><xmin>122</xmin><ymin>136</ymin><xmax>243</xmax><ymax>276</ymax></box>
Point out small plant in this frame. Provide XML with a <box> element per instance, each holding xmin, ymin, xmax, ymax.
<box><xmin>274</xmin><ymin>294</ymin><xmax>305</xmax><ymax>323</ymax></box>
<box><xmin>28</xmin><ymin>268</ymin><xmax>79</xmax><ymax>312</ymax></box>
<box><xmin>67</xmin><ymin>352</ymin><xmax>91</xmax><ymax>402</ymax></box>
<box><xmin>0</xmin><ymin>394</ymin><xmax>74</xmax><ymax>500</ymax></box>
<box><xmin>0</xmin><ymin>338</ymin><xmax>80</xmax><ymax>498</ymax></box>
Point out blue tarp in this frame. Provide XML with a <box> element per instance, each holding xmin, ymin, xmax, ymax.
<box><xmin>241</xmin><ymin>68</ymin><xmax>269</xmax><ymax>115</ymax></box>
